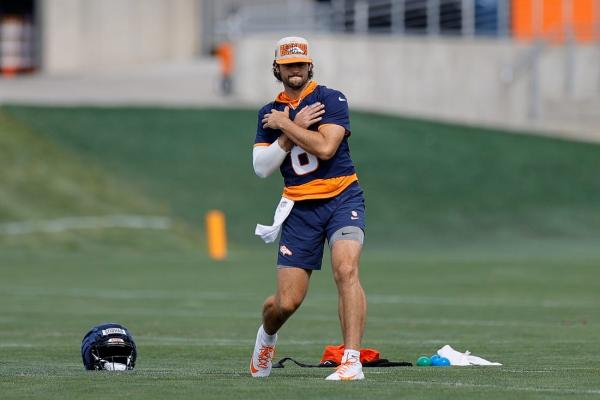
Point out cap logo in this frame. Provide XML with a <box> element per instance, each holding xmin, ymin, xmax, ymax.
<box><xmin>279</xmin><ymin>43</ymin><xmax>308</xmax><ymax>57</ymax></box>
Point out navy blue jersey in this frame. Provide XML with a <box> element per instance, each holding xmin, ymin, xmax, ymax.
<box><xmin>254</xmin><ymin>81</ymin><xmax>358</xmax><ymax>201</ymax></box>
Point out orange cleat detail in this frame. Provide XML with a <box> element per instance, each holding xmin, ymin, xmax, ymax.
<box><xmin>250</xmin><ymin>326</ymin><xmax>277</xmax><ymax>378</ymax></box>
<box><xmin>325</xmin><ymin>358</ymin><xmax>365</xmax><ymax>381</ymax></box>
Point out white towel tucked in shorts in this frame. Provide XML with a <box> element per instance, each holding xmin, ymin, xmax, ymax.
<box><xmin>255</xmin><ymin>197</ymin><xmax>295</xmax><ymax>243</ymax></box>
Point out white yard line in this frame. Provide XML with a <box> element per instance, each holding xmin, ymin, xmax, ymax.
<box><xmin>3</xmin><ymin>286</ymin><xmax>597</xmax><ymax>312</ymax></box>
<box><xmin>363</xmin><ymin>294</ymin><xmax>599</xmax><ymax>309</ymax></box>
<box><xmin>388</xmin><ymin>379</ymin><xmax>600</xmax><ymax>396</ymax></box>
<box><xmin>0</xmin><ymin>215</ymin><xmax>172</xmax><ymax>235</ymax></box>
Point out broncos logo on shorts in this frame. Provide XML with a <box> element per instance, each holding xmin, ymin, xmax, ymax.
<box><xmin>279</xmin><ymin>245</ymin><xmax>293</xmax><ymax>257</ymax></box>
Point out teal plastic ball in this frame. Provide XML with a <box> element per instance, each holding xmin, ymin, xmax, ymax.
<box><xmin>416</xmin><ymin>356</ymin><xmax>432</xmax><ymax>366</ymax></box>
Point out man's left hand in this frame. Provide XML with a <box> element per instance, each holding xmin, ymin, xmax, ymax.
<box><xmin>262</xmin><ymin>106</ymin><xmax>291</xmax><ymax>130</ymax></box>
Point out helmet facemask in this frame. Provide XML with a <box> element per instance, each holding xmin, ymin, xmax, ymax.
<box><xmin>91</xmin><ymin>339</ymin><xmax>136</xmax><ymax>370</ymax></box>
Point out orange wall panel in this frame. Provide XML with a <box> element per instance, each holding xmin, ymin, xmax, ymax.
<box><xmin>573</xmin><ymin>0</ymin><xmax>594</xmax><ymax>41</ymax></box>
<box><xmin>512</xmin><ymin>0</ymin><xmax>534</xmax><ymax>40</ymax></box>
<box><xmin>512</xmin><ymin>0</ymin><xmax>596</xmax><ymax>42</ymax></box>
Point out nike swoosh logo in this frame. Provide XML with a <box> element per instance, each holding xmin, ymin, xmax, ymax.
<box><xmin>341</xmin><ymin>232</ymin><xmax>351</xmax><ymax>236</ymax></box>
<box><xmin>338</xmin><ymin>97</ymin><xmax>346</xmax><ymax>102</ymax></box>
<box><xmin>250</xmin><ymin>358</ymin><xmax>259</xmax><ymax>374</ymax></box>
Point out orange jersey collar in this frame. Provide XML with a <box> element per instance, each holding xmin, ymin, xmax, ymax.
<box><xmin>275</xmin><ymin>81</ymin><xmax>318</xmax><ymax>109</ymax></box>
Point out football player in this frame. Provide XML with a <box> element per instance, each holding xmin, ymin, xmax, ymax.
<box><xmin>251</xmin><ymin>36</ymin><xmax>367</xmax><ymax>381</ymax></box>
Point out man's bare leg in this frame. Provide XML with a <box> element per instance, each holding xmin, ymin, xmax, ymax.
<box><xmin>331</xmin><ymin>239</ymin><xmax>366</xmax><ymax>351</ymax></box>
<box><xmin>251</xmin><ymin>267</ymin><xmax>311</xmax><ymax>377</ymax></box>
<box><xmin>325</xmin><ymin>239</ymin><xmax>366</xmax><ymax>380</ymax></box>
<box><xmin>262</xmin><ymin>267</ymin><xmax>312</xmax><ymax>334</ymax></box>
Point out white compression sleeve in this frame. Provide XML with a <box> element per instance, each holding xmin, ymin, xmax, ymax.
<box><xmin>253</xmin><ymin>141</ymin><xmax>289</xmax><ymax>178</ymax></box>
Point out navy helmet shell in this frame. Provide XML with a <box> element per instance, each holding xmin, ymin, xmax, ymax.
<box><xmin>81</xmin><ymin>323</ymin><xmax>137</xmax><ymax>370</ymax></box>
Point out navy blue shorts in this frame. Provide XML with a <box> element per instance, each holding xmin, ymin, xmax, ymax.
<box><xmin>277</xmin><ymin>182</ymin><xmax>366</xmax><ymax>270</ymax></box>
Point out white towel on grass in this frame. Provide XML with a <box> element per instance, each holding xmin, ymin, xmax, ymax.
<box><xmin>437</xmin><ymin>344</ymin><xmax>502</xmax><ymax>366</ymax></box>
<box><xmin>255</xmin><ymin>197</ymin><xmax>294</xmax><ymax>243</ymax></box>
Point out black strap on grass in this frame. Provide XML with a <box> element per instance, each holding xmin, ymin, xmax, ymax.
<box><xmin>272</xmin><ymin>357</ymin><xmax>322</xmax><ymax>368</ymax></box>
<box><xmin>272</xmin><ymin>357</ymin><xmax>412</xmax><ymax>368</ymax></box>
<box><xmin>363</xmin><ymin>359</ymin><xmax>413</xmax><ymax>367</ymax></box>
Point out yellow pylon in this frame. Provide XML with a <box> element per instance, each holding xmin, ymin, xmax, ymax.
<box><xmin>205</xmin><ymin>210</ymin><xmax>227</xmax><ymax>260</ymax></box>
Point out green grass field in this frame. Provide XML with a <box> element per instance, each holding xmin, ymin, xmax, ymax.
<box><xmin>1</xmin><ymin>106</ymin><xmax>599</xmax><ymax>399</ymax></box>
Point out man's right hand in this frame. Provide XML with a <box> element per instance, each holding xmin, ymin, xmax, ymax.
<box><xmin>294</xmin><ymin>102</ymin><xmax>325</xmax><ymax>129</ymax></box>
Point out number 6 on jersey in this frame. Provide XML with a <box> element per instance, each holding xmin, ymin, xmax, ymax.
<box><xmin>290</xmin><ymin>145</ymin><xmax>319</xmax><ymax>175</ymax></box>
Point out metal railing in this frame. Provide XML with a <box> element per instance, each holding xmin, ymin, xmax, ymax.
<box><xmin>216</xmin><ymin>0</ymin><xmax>511</xmax><ymax>39</ymax></box>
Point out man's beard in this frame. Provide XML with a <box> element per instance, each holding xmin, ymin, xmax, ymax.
<box><xmin>284</xmin><ymin>74</ymin><xmax>308</xmax><ymax>89</ymax></box>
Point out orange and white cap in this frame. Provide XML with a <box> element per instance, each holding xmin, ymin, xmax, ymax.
<box><xmin>274</xmin><ymin>36</ymin><xmax>312</xmax><ymax>64</ymax></box>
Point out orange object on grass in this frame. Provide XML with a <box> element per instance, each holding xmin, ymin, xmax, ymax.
<box><xmin>206</xmin><ymin>210</ymin><xmax>227</xmax><ymax>260</ymax></box>
<box><xmin>320</xmin><ymin>345</ymin><xmax>381</xmax><ymax>365</ymax></box>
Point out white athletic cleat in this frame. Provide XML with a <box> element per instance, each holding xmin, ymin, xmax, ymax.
<box><xmin>250</xmin><ymin>326</ymin><xmax>277</xmax><ymax>378</ymax></box>
<box><xmin>325</xmin><ymin>358</ymin><xmax>365</xmax><ymax>381</ymax></box>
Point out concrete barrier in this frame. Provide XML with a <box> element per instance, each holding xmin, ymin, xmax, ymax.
<box><xmin>42</xmin><ymin>0</ymin><xmax>200</xmax><ymax>74</ymax></box>
<box><xmin>236</xmin><ymin>34</ymin><xmax>600</xmax><ymax>140</ymax></box>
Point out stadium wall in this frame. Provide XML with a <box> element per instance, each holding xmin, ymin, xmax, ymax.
<box><xmin>41</xmin><ymin>0</ymin><xmax>200</xmax><ymax>74</ymax></box>
<box><xmin>236</xmin><ymin>34</ymin><xmax>600</xmax><ymax>135</ymax></box>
